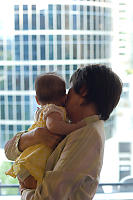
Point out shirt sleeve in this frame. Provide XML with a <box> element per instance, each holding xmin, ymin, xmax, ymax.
<box><xmin>21</xmin><ymin>126</ymin><xmax>102</xmax><ymax>200</ymax></box>
<box><xmin>42</xmin><ymin>104</ymin><xmax>66</xmax><ymax>121</ymax></box>
<box><xmin>4</xmin><ymin>131</ymin><xmax>26</xmax><ymax>161</ymax></box>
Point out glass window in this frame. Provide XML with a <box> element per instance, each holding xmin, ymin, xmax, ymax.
<box><xmin>57</xmin><ymin>35</ymin><xmax>62</xmax><ymax>60</ymax></box>
<box><xmin>73</xmin><ymin>35</ymin><xmax>77</xmax><ymax>59</ymax></box>
<box><xmin>48</xmin><ymin>5</ymin><xmax>53</xmax><ymax>29</ymax></box>
<box><xmin>57</xmin><ymin>65</ymin><xmax>62</xmax><ymax>75</ymax></box>
<box><xmin>49</xmin><ymin>35</ymin><xmax>53</xmax><ymax>60</ymax></box>
<box><xmin>0</xmin><ymin>96</ymin><xmax>5</xmax><ymax>120</ymax></box>
<box><xmin>87</xmin><ymin>35</ymin><xmax>90</xmax><ymax>59</ymax></box>
<box><xmin>94</xmin><ymin>35</ymin><xmax>97</xmax><ymax>59</ymax></box>
<box><xmin>87</xmin><ymin>6</ymin><xmax>90</xmax><ymax>30</ymax></box>
<box><xmin>24</xmin><ymin>45</ymin><xmax>28</xmax><ymax>60</ymax></box>
<box><xmin>73</xmin><ymin>65</ymin><xmax>77</xmax><ymax>72</ymax></box>
<box><xmin>24</xmin><ymin>65</ymin><xmax>29</xmax><ymax>90</ymax></box>
<box><xmin>14</xmin><ymin>5</ymin><xmax>19</xmax><ymax>11</ymax></box>
<box><xmin>65</xmin><ymin>65</ymin><xmax>70</xmax><ymax>88</ymax></box>
<box><xmin>25</xmin><ymin>96</ymin><xmax>30</xmax><ymax>120</ymax></box>
<box><xmin>32</xmin><ymin>14</ymin><xmax>36</xmax><ymax>30</ymax></box>
<box><xmin>32</xmin><ymin>5</ymin><xmax>36</xmax><ymax>10</ymax></box>
<box><xmin>9</xmin><ymin>125</ymin><xmax>13</xmax><ymax>140</ymax></box>
<box><xmin>15</xmin><ymin>14</ymin><xmax>19</xmax><ymax>30</ymax></box>
<box><xmin>32</xmin><ymin>65</ymin><xmax>37</xmax><ymax>88</ymax></box>
<box><xmin>23</xmin><ymin>35</ymin><xmax>29</xmax><ymax>60</ymax></box>
<box><xmin>8</xmin><ymin>96</ymin><xmax>13</xmax><ymax>120</ymax></box>
<box><xmin>0</xmin><ymin>66</ymin><xmax>4</xmax><ymax>90</ymax></box>
<box><xmin>119</xmin><ymin>165</ymin><xmax>131</xmax><ymax>180</ymax></box>
<box><xmin>40</xmin><ymin>11</ymin><xmax>45</xmax><ymax>29</ymax></box>
<box><xmin>7</xmin><ymin>40</ymin><xmax>12</xmax><ymax>60</ymax></box>
<box><xmin>23</xmin><ymin>14</ymin><xmax>28</xmax><ymax>30</ymax></box>
<box><xmin>80</xmin><ymin>35</ymin><xmax>84</xmax><ymax>59</ymax></box>
<box><xmin>17</xmin><ymin>125</ymin><xmax>22</xmax><ymax>132</ymax></box>
<box><xmin>93</xmin><ymin>7</ymin><xmax>96</xmax><ymax>30</ymax></box>
<box><xmin>7</xmin><ymin>66</ymin><xmax>12</xmax><ymax>90</ymax></box>
<box><xmin>0</xmin><ymin>40</ymin><xmax>3</xmax><ymax>60</ymax></box>
<box><xmin>40</xmin><ymin>35</ymin><xmax>45</xmax><ymax>60</ymax></box>
<box><xmin>16</xmin><ymin>96</ymin><xmax>21</xmax><ymax>120</ymax></box>
<box><xmin>65</xmin><ymin>35</ymin><xmax>69</xmax><ymax>59</ymax></box>
<box><xmin>73</xmin><ymin>5</ymin><xmax>77</xmax><ymax>30</ymax></box>
<box><xmin>104</xmin><ymin>7</ymin><xmax>112</xmax><ymax>31</ymax></box>
<box><xmin>57</xmin><ymin>5</ymin><xmax>61</xmax><ymax>29</ymax></box>
<box><xmin>1</xmin><ymin>125</ymin><xmax>5</xmax><ymax>148</ymax></box>
<box><xmin>80</xmin><ymin>6</ymin><xmax>83</xmax><ymax>30</ymax></box>
<box><xmin>32</xmin><ymin>35</ymin><xmax>37</xmax><ymax>60</ymax></box>
<box><xmin>119</xmin><ymin>142</ymin><xmax>131</xmax><ymax>153</ymax></box>
<box><xmin>23</xmin><ymin>5</ymin><xmax>28</xmax><ymax>11</ymax></box>
<box><xmin>41</xmin><ymin>65</ymin><xmax>46</xmax><ymax>73</ymax></box>
<box><xmin>65</xmin><ymin>5</ymin><xmax>69</xmax><ymax>29</ymax></box>
<box><xmin>25</xmin><ymin>125</ymin><xmax>30</xmax><ymax>130</ymax></box>
<box><xmin>15</xmin><ymin>35</ymin><xmax>20</xmax><ymax>60</ymax></box>
<box><xmin>49</xmin><ymin>65</ymin><xmax>54</xmax><ymax>71</ymax></box>
<box><xmin>16</xmin><ymin>65</ymin><xmax>21</xmax><ymax>90</ymax></box>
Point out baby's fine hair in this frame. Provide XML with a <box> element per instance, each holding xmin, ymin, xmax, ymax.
<box><xmin>70</xmin><ymin>64</ymin><xmax>123</xmax><ymax>121</ymax></box>
<box><xmin>35</xmin><ymin>72</ymin><xmax>66</xmax><ymax>104</ymax></box>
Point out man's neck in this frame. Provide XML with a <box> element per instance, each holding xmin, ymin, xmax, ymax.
<box><xmin>73</xmin><ymin>103</ymin><xmax>97</xmax><ymax>123</ymax></box>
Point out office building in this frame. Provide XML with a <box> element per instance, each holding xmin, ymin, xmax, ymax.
<box><xmin>0</xmin><ymin>0</ymin><xmax>113</xmax><ymax>147</ymax></box>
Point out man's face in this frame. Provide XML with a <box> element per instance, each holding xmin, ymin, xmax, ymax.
<box><xmin>66</xmin><ymin>87</ymin><xmax>81</xmax><ymax>122</ymax></box>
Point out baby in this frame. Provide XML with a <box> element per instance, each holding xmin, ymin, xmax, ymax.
<box><xmin>5</xmin><ymin>73</ymin><xmax>85</xmax><ymax>185</ymax></box>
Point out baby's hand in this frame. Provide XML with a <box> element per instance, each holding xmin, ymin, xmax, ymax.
<box><xmin>18</xmin><ymin>175</ymin><xmax>37</xmax><ymax>190</ymax></box>
<box><xmin>24</xmin><ymin>175</ymin><xmax>37</xmax><ymax>189</ymax></box>
<box><xmin>76</xmin><ymin>120</ymin><xmax>86</xmax><ymax>128</ymax></box>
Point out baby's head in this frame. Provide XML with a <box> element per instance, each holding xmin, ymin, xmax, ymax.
<box><xmin>35</xmin><ymin>73</ymin><xmax>66</xmax><ymax>106</ymax></box>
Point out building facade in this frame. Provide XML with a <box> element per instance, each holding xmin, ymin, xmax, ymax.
<box><xmin>0</xmin><ymin>0</ymin><xmax>113</xmax><ymax>148</ymax></box>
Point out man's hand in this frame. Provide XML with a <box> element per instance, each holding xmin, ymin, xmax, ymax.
<box><xmin>18</xmin><ymin>175</ymin><xmax>37</xmax><ymax>194</ymax></box>
<box><xmin>36</xmin><ymin>127</ymin><xmax>63</xmax><ymax>148</ymax></box>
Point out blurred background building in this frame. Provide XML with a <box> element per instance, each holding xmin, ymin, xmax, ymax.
<box><xmin>100</xmin><ymin>0</ymin><xmax>133</xmax><ymax>183</ymax></box>
<box><xmin>0</xmin><ymin>0</ymin><xmax>113</xmax><ymax>147</ymax></box>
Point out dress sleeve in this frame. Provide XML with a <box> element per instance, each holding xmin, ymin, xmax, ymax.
<box><xmin>42</xmin><ymin>104</ymin><xmax>66</xmax><ymax>121</ymax></box>
<box><xmin>4</xmin><ymin>131</ymin><xmax>26</xmax><ymax>161</ymax></box>
<box><xmin>21</xmin><ymin>126</ymin><xmax>103</xmax><ymax>200</ymax></box>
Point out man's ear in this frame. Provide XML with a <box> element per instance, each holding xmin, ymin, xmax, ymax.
<box><xmin>80</xmin><ymin>86</ymin><xmax>87</xmax><ymax>97</ymax></box>
<box><xmin>35</xmin><ymin>96</ymin><xmax>40</xmax><ymax>105</ymax></box>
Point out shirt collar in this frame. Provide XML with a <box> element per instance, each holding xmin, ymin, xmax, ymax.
<box><xmin>84</xmin><ymin>115</ymin><xmax>100</xmax><ymax>125</ymax></box>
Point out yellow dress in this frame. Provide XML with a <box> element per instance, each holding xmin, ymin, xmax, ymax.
<box><xmin>5</xmin><ymin>104</ymin><xmax>66</xmax><ymax>183</ymax></box>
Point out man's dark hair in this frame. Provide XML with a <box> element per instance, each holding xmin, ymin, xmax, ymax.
<box><xmin>35</xmin><ymin>73</ymin><xmax>66</xmax><ymax>104</ymax></box>
<box><xmin>70</xmin><ymin>64</ymin><xmax>123</xmax><ymax>121</ymax></box>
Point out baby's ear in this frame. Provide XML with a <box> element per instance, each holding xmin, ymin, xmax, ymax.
<box><xmin>35</xmin><ymin>96</ymin><xmax>41</xmax><ymax>105</ymax></box>
<box><xmin>61</xmin><ymin>94</ymin><xmax>67</xmax><ymax>106</ymax></box>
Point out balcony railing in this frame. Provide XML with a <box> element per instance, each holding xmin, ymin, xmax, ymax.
<box><xmin>0</xmin><ymin>182</ymin><xmax>133</xmax><ymax>200</ymax></box>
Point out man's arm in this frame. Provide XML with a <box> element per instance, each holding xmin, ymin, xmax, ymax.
<box><xmin>21</xmin><ymin>126</ymin><xmax>103</xmax><ymax>200</ymax></box>
<box><xmin>4</xmin><ymin>131</ymin><xmax>25</xmax><ymax>161</ymax></box>
<box><xmin>4</xmin><ymin>128</ymin><xmax>61</xmax><ymax>161</ymax></box>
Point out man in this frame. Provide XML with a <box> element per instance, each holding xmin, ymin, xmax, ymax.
<box><xmin>5</xmin><ymin>65</ymin><xmax>122</xmax><ymax>199</ymax></box>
